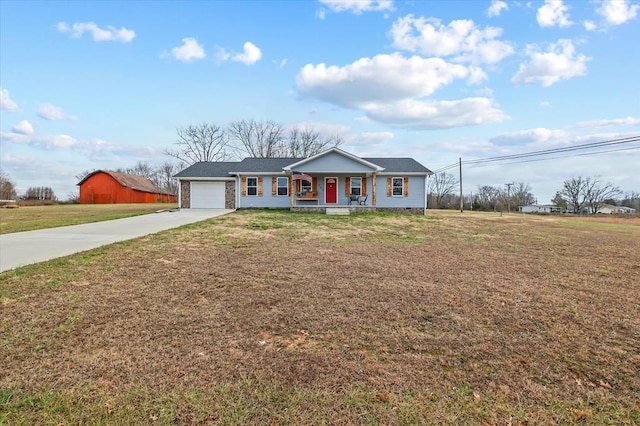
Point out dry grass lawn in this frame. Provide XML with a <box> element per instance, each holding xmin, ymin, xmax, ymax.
<box><xmin>1</xmin><ymin>210</ymin><xmax>639</xmax><ymax>425</ymax></box>
<box><xmin>0</xmin><ymin>203</ymin><xmax>177</xmax><ymax>234</ymax></box>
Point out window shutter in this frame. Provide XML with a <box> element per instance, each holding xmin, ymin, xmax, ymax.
<box><xmin>362</xmin><ymin>178</ymin><xmax>367</xmax><ymax>196</ymax></box>
<box><xmin>258</xmin><ymin>177</ymin><xmax>263</xmax><ymax>197</ymax></box>
<box><xmin>386</xmin><ymin>177</ymin><xmax>392</xmax><ymax>197</ymax></box>
<box><xmin>272</xmin><ymin>177</ymin><xmax>277</xmax><ymax>196</ymax></box>
<box><xmin>404</xmin><ymin>176</ymin><xmax>409</xmax><ymax>197</ymax></box>
<box><xmin>345</xmin><ymin>177</ymin><xmax>351</xmax><ymax>196</ymax></box>
<box><xmin>312</xmin><ymin>177</ymin><xmax>317</xmax><ymax>192</ymax></box>
<box><xmin>241</xmin><ymin>176</ymin><xmax>247</xmax><ymax>197</ymax></box>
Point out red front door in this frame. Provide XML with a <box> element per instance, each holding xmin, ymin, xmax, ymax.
<box><xmin>325</xmin><ymin>178</ymin><xmax>337</xmax><ymax>204</ymax></box>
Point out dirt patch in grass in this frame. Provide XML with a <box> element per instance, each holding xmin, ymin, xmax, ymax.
<box><xmin>1</xmin><ymin>210</ymin><xmax>639</xmax><ymax>424</ymax></box>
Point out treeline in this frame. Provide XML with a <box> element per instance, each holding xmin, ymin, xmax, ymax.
<box><xmin>1</xmin><ymin>170</ymin><xmax>58</xmax><ymax>201</ymax></box>
<box><xmin>428</xmin><ymin>172</ymin><xmax>639</xmax><ymax>213</ymax></box>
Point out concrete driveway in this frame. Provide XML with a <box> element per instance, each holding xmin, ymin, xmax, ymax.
<box><xmin>0</xmin><ymin>209</ymin><xmax>234</xmax><ymax>273</ymax></box>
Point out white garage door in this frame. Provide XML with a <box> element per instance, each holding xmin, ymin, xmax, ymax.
<box><xmin>190</xmin><ymin>182</ymin><xmax>226</xmax><ymax>208</ymax></box>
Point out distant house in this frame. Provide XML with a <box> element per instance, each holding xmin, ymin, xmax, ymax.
<box><xmin>174</xmin><ymin>147</ymin><xmax>433</xmax><ymax>213</ymax></box>
<box><xmin>596</xmin><ymin>204</ymin><xmax>637</xmax><ymax>214</ymax></box>
<box><xmin>519</xmin><ymin>204</ymin><xmax>562</xmax><ymax>213</ymax></box>
<box><xmin>77</xmin><ymin>170</ymin><xmax>176</xmax><ymax>204</ymax></box>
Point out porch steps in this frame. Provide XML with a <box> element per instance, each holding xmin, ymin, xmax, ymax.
<box><xmin>326</xmin><ymin>207</ymin><xmax>350</xmax><ymax>215</ymax></box>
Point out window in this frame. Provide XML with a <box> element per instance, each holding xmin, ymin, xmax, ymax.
<box><xmin>247</xmin><ymin>177</ymin><xmax>258</xmax><ymax>196</ymax></box>
<box><xmin>350</xmin><ymin>177</ymin><xmax>362</xmax><ymax>195</ymax></box>
<box><xmin>392</xmin><ymin>177</ymin><xmax>404</xmax><ymax>196</ymax></box>
<box><xmin>277</xmin><ymin>177</ymin><xmax>288</xmax><ymax>196</ymax></box>
<box><xmin>300</xmin><ymin>180</ymin><xmax>312</xmax><ymax>194</ymax></box>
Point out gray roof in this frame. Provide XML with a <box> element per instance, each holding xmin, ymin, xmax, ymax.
<box><xmin>363</xmin><ymin>158</ymin><xmax>432</xmax><ymax>174</ymax></box>
<box><xmin>174</xmin><ymin>156</ymin><xmax>431</xmax><ymax>178</ymax></box>
<box><xmin>173</xmin><ymin>162</ymin><xmax>240</xmax><ymax>178</ymax></box>
<box><xmin>234</xmin><ymin>157</ymin><xmax>304</xmax><ymax>173</ymax></box>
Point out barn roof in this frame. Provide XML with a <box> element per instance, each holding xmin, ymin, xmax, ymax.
<box><xmin>78</xmin><ymin>170</ymin><xmax>169</xmax><ymax>194</ymax></box>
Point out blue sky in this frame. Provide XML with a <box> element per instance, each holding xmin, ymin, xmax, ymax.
<box><xmin>1</xmin><ymin>0</ymin><xmax>639</xmax><ymax>203</ymax></box>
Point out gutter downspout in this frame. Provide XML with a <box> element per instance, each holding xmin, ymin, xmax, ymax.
<box><xmin>178</xmin><ymin>179</ymin><xmax>182</xmax><ymax>208</ymax></box>
<box><xmin>424</xmin><ymin>174</ymin><xmax>428</xmax><ymax>216</ymax></box>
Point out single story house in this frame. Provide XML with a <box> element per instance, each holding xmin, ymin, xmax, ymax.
<box><xmin>173</xmin><ymin>147</ymin><xmax>433</xmax><ymax>213</ymax></box>
<box><xmin>596</xmin><ymin>204</ymin><xmax>637</xmax><ymax>214</ymax></box>
<box><xmin>78</xmin><ymin>170</ymin><xmax>177</xmax><ymax>204</ymax></box>
<box><xmin>519</xmin><ymin>204</ymin><xmax>563</xmax><ymax>214</ymax></box>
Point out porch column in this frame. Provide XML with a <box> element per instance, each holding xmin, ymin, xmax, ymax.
<box><xmin>372</xmin><ymin>172</ymin><xmax>377</xmax><ymax>206</ymax></box>
<box><xmin>290</xmin><ymin>175</ymin><xmax>294</xmax><ymax>207</ymax></box>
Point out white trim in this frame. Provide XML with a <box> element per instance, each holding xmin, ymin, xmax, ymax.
<box><xmin>377</xmin><ymin>172</ymin><xmax>429</xmax><ymax>176</ymax></box>
<box><xmin>276</xmin><ymin>176</ymin><xmax>289</xmax><ymax>196</ymax></box>
<box><xmin>246</xmin><ymin>176</ymin><xmax>258</xmax><ymax>196</ymax></box>
<box><xmin>228</xmin><ymin>171</ymin><xmax>287</xmax><ymax>176</ymax></box>
<box><xmin>324</xmin><ymin>176</ymin><xmax>338</xmax><ymax>204</ymax></box>
<box><xmin>178</xmin><ymin>180</ymin><xmax>182</xmax><ymax>208</ymax></box>
<box><xmin>350</xmin><ymin>176</ymin><xmax>362</xmax><ymax>196</ymax></box>
<box><xmin>176</xmin><ymin>177</ymin><xmax>235</xmax><ymax>181</ymax></box>
<box><xmin>283</xmin><ymin>147</ymin><xmax>385</xmax><ymax>172</ymax></box>
<box><xmin>391</xmin><ymin>177</ymin><xmax>404</xmax><ymax>197</ymax></box>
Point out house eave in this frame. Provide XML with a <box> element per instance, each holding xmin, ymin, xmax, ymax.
<box><xmin>283</xmin><ymin>147</ymin><xmax>385</xmax><ymax>172</ymax></box>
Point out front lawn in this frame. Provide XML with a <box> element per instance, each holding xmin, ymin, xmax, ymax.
<box><xmin>1</xmin><ymin>210</ymin><xmax>638</xmax><ymax>424</ymax></box>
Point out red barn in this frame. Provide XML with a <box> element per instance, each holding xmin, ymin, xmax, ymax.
<box><xmin>78</xmin><ymin>170</ymin><xmax>177</xmax><ymax>204</ymax></box>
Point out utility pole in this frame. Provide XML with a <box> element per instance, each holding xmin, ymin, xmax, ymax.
<box><xmin>505</xmin><ymin>182</ymin><xmax>513</xmax><ymax>213</ymax></box>
<box><xmin>459</xmin><ymin>157</ymin><xmax>463</xmax><ymax>212</ymax></box>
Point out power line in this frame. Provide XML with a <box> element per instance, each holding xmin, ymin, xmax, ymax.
<box><xmin>430</xmin><ymin>135</ymin><xmax>640</xmax><ymax>173</ymax></box>
<box><xmin>465</xmin><ymin>145</ymin><xmax>640</xmax><ymax>169</ymax></box>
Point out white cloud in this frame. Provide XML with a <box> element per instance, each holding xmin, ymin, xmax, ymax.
<box><xmin>364</xmin><ymin>98</ymin><xmax>509</xmax><ymax>129</ymax></box>
<box><xmin>511</xmin><ymin>39</ymin><xmax>589</xmax><ymax>87</ymax></box>
<box><xmin>215</xmin><ymin>47</ymin><xmax>231</xmax><ymax>62</ymax></box>
<box><xmin>583</xmin><ymin>20</ymin><xmax>597</xmax><ymax>31</ymax></box>
<box><xmin>232</xmin><ymin>42</ymin><xmax>262</xmax><ymax>65</ymax></box>
<box><xmin>596</xmin><ymin>0</ymin><xmax>639</xmax><ymax>25</ymax></box>
<box><xmin>388</xmin><ymin>16</ymin><xmax>514</xmax><ymax>64</ymax></box>
<box><xmin>487</xmin><ymin>0</ymin><xmax>509</xmax><ymax>17</ymax></box>
<box><xmin>296</xmin><ymin>53</ymin><xmax>509</xmax><ymax>129</ymax></box>
<box><xmin>56</xmin><ymin>21</ymin><xmax>135</xmax><ymax>42</ymax></box>
<box><xmin>0</xmin><ymin>88</ymin><xmax>19</xmax><ymax>111</ymax></box>
<box><xmin>344</xmin><ymin>131</ymin><xmax>395</xmax><ymax>148</ymax></box>
<box><xmin>37</xmin><ymin>103</ymin><xmax>77</xmax><ymax>121</ymax></box>
<box><xmin>490</xmin><ymin>128</ymin><xmax>572</xmax><ymax>146</ymax></box>
<box><xmin>296</xmin><ymin>53</ymin><xmax>470</xmax><ymax>107</ymax></box>
<box><xmin>165</xmin><ymin>37</ymin><xmax>206</xmax><ymax>62</ymax></box>
<box><xmin>574</xmin><ymin>116</ymin><xmax>640</xmax><ymax>128</ymax></box>
<box><xmin>536</xmin><ymin>0</ymin><xmax>573</xmax><ymax>27</ymax></box>
<box><xmin>318</xmin><ymin>0</ymin><xmax>393</xmax><ymax>15</ymax></box>
<box><xmin>11</xmin><ymin>120</ymin><xmax>33</xmax><ymax>135</ymax></box>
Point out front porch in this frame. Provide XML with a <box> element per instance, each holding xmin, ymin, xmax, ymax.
<box><xmin>290</xmin><ymin>205</ymin><xmax>377</xmax><ymax>214</ymax></box>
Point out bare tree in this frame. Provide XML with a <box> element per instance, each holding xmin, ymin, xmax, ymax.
<box><xmin>75</xmin><ymin>169</ymin><xmax>96</xmax><ymax>182</ymax></box>
<box><xmin>583</xmin><ymin>177</ymin><xmax>622</xmax><ymax>214</ymax></box>
<box><xmin>560</xmin><ymin>176</ymin><xmax>588</xmax><ymax>213</ymax></box>
<box><xmin>621</xmin><ymin>191</ymin><xmax>640</xmax><ymax>210</ymax></box>
<box><xmin>510</xmin><ymin>182</ymin><xmax>535</xmax><ymax>209</ymax></box>
<box><xmin>428</xmin><ymin>172</ymin><xmax>458</xmax><ymax>209</ymax></box>
<box><xmin>0</xmin><ymin>170</ymin><xmax>18</xmax><ymax>200</ymax></box>
<box><xmin>23</xmin><ymin>186</ymin><xmax>56</xmax><ymax>201</ymax></box>
<box><xmin>474</xmin><ymin>185</ymin><xmax>501</xmax><ymax>211</ymax></box>
<box><xmin>156</xmin><ymin>161</ymin><xmax>179</xmax><ymax>195</ymax></box>
<box><xmin>228</xmin><ymin>119</ymin><xmax>285</xmax><ymax>158</ymax></box>
<box><xmin>165</xmin><ymin>123</ymin><xmax>231</xmax><ymax>165</ymax></box>
<box><xmin>285</xmin><ymin>126</ymin><xmax>343</xmax><ymax>157</ymax></box>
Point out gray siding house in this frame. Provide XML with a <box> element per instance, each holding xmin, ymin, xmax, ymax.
<box><xmin>174</xmin><ymin>148</ymin><xmax>433</xmax><ymax>213</ymax></box>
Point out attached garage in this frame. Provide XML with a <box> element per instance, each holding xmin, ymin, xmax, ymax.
<box><xmin>190</xmin><ymin>182</ymin><xmax>226</xmax><ymax>209</ymax></box>
<box><xmin>173</xmin><ymin>162</ymin><xmax>239</xmax><ymax>209</ymax></box>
